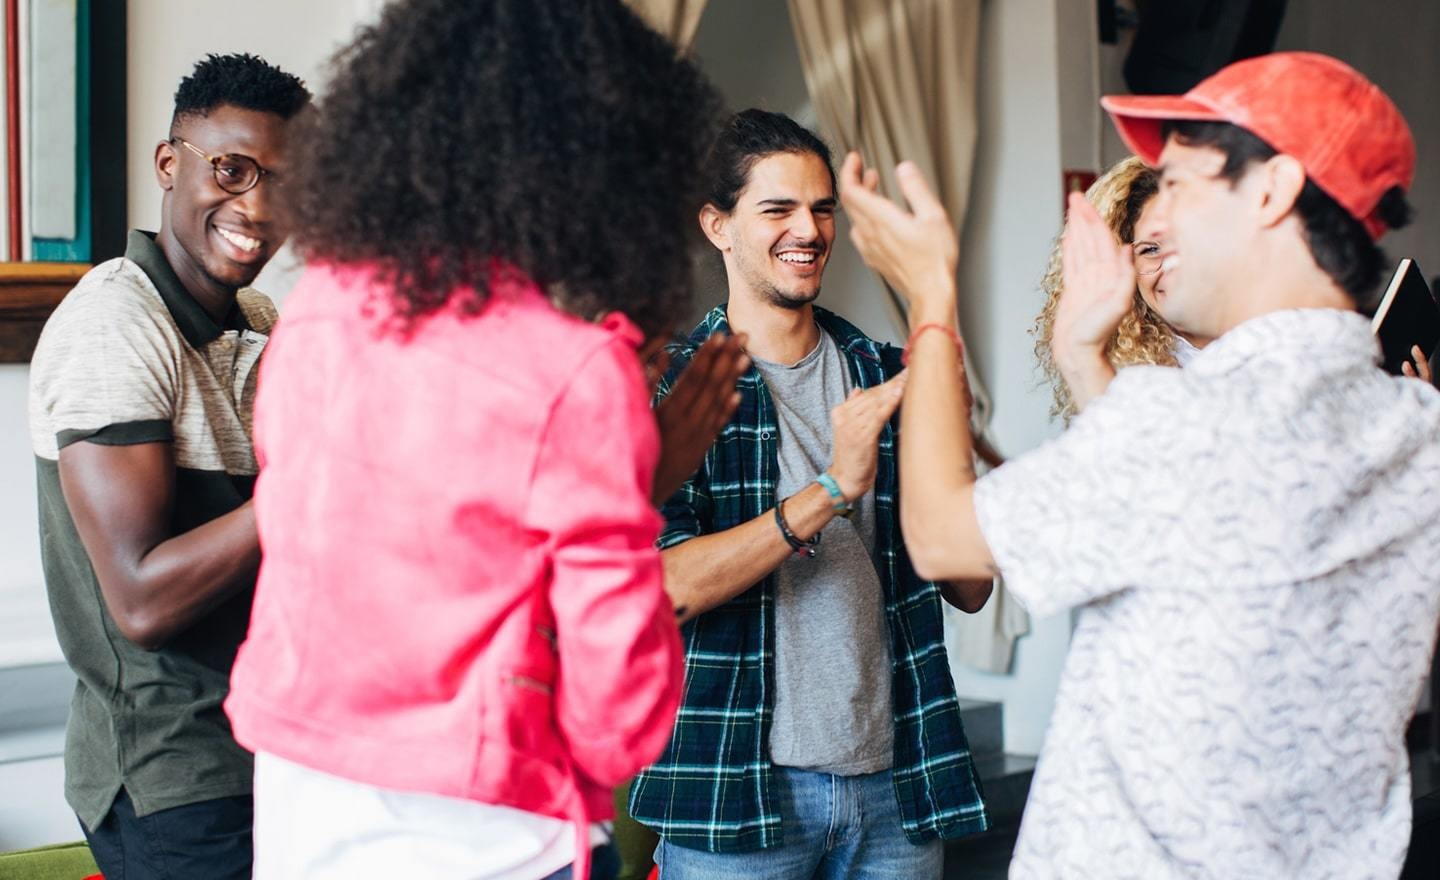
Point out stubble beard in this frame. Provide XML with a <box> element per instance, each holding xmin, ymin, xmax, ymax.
<box><xmin>735</xmin><ymin>250</ymin><xmax>822</xmax><ymax>311</ymax></box>
<box><xmin>761</xmin><ymin>282</ymin><xmax>821</xmax><ymax>310</ymax></box>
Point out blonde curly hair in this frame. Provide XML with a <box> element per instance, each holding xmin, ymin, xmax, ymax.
<box><xmin>1033</xmin><ymin>156</ymin><xmax>1177</xmax><ymax>418</ymax></box>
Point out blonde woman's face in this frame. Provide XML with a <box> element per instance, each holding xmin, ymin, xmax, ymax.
<box><xmin>1132</xmin><ymin>196</ymin><xmax>1166</xmax><ymax>315</ymax></box>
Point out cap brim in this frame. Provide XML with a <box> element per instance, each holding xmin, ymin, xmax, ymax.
<box><xmin>1100</xmin><ymin>94</ymin><xmax>1224</xmax><ymax>165</ymax></box>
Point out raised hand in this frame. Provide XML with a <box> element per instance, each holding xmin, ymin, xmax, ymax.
<box><xmin>1053</xmin><ymin>191</ymin><xmax>1136</xmax><ymax>359</ymax></box>
<box><xmin>838</xmin><ymin>153</ymin><xmax>959</xmax><ymax>316</ymax></box>
<box><xmin>1401</xmin><ymin>343</ymin><xmax>1433</xmax><ymax>384</ymax></box>
<box><xmin>652</xmin><ymin>333</ymin><xmax>750</xmax><ymax>505</ymax></box>
<box><xmin>828</xmin><ymin>371</ymin><xmax>907</xmax><ymax>502</ymax></box>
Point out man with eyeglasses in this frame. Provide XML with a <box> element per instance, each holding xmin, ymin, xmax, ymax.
<box><xmin>28</xmin><ymin>53</ymin><xmax>308</xmax><ymax>880</ymax></box>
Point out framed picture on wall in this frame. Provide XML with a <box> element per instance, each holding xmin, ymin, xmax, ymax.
<box><xmin>0</xmin><ymin>0</ymin><xmax>125</xmax><ymax>362</ymax></box>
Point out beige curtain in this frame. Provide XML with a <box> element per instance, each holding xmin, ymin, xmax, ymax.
<box><xmin>624</xmin><ymin>0</ymin><xmax>709</xmax><ymax>51</ymax></box>
<box><xmin>787</xmin><ymin>0</ymin><xmax>991</xmax><ymax>419</ymax></box>
<box><xmin>789</xmin><ymin>0</ymin><xmax>1028</xmax><ymax>672</ymax></box>
<box><xmin>788</xmin><ymin>0</ymin><xmax>980</xmax><ymax>252</ymax></box>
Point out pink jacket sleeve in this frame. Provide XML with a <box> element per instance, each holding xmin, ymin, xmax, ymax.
<box><xmin>526</xmin><ymin>334</ymin><xmax>683</xmax><ymax>787</ymax></box>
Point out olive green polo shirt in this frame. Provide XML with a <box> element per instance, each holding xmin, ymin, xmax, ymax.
<box><xmin>27</xmin><ymin>230</ymin><xmax>276</xmax><ymax>830</ymax></box>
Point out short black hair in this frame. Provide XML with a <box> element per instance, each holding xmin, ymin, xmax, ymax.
<box><xmin>706</xmin><ymin>109</ymin><xmax>836</xmax><ymax>213</ymax></box>
<box><xmin>171</xmin><ymin>53</ymin><xmax>310</xmax><ymax>130</ymax></box>
<box><xmin>281</xmin><ymin>0</ymin><xmax>722</xmax><ymax>340</ymax></box>
<box><xmin>1161</xmin><ymin>120</ymin><xmax>1412</xmax><ymax>310</ymax></box>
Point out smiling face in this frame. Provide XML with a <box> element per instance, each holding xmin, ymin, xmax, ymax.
<box><xmin>1132</xmin><ymin>194</ymin><xmax>1211</xmax><ymax>347</ymax></box>
<box><xmin>1146</xmin><ymin>137</ymin><xmax>1262</xmax><ymax>341</ymax></box>
<box><xmin>156</xmin><ymin>104</ymin><xmax>289</xmax><ymax>296</ymax></box>
<box><xmin>1132</xmin><ymin>196</ymin><xmax>1166</xmax><ymax>316</ymax></box>
<box><xmin>704</xmin><ymin>151</ymin><xmax>837</xmax><ymax>310</ymax></box>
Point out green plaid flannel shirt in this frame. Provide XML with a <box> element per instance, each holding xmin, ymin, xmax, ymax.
<box><xmin>629</xmin><ymin>305</ymin><xmax>988</xmax><ymax>852</ymax></box>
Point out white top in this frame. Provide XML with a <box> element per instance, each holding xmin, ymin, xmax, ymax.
<box><xmin>975</xmin><ymin>308</ymin><xmax>1440</xmax><ymax>879</ymax></box>
<box><xmin>1171</xmin><ymin>333</ymin><xmax>1203</xmax><ymax>367</ymax></box>
<box><xmin>252</xmin><ymin>751</ymin><xmax>607</xmax><ymax>880</ymax></box>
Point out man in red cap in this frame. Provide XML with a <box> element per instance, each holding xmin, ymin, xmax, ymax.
<box><xmin>838</xmin><ymin>51</ymin><xmax>1440</xmax><ymax>877</ymax></box>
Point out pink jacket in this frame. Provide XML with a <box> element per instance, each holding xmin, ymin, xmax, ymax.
<box><xmin>226</xmin><ymin>264</ymin><xmax>682</xmax><ymax>864</ymax></box>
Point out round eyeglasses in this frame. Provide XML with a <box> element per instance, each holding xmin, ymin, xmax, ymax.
<box><xmin>1132</xmin><ymin>240</ymin><xmax>1163</xmax><ymax>276</ymax></box>
<box><xmin>171</xmin><ymin>137</ymin><xmax>277</xmax><ymax>195</ymax></box>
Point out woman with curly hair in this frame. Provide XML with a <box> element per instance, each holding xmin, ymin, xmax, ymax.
<box><xmin>223</xmin><ymin>2</ymin><xmax>743</xmax><ymax>878</ymax></box>
<box><xmin>1034</xmin><ymin>156</ymin><xmax>1209</xmax><ymax>417</ymax></box>
<box><xmin>1035</xmin><ymin>157</ymin><xmax>1431</xmax><ymax>418</ymax></box>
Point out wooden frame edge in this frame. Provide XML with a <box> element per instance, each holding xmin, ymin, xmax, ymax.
<box><xmin>0</xmin><ymin>261</ymin><xmax>89</xmax><ymax>362</ymax></box>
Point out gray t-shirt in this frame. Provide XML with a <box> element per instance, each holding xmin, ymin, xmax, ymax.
<box><xmin>752</xmin><ymin>328</ymin><xmax>894</xmax><ymax>775</ymax></box>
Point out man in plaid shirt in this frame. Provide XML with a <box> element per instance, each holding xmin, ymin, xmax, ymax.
<box><xmin>629</xmin><ymin>109</ymin><xmax>991</xmax><ymax>879</ymax></box>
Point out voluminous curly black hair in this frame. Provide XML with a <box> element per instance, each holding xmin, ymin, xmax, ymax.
<box><xmin>282</xmin><ymin>0</ymin><xmax>723</xmax><ymax>339</ymax></box>
<box><xmin>171</xmin><ymin>53</ymin><xmax>310</xmax><ymax>129</ymax></box>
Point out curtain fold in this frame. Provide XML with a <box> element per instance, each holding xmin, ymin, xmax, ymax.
<box><xmin>788</xmin><ymin>0</ymin><xmax>980</xmax><ymax>230</ymax></box>
<box><xmin>624</xmin><ymin>0</ymin><xmax>709</xmax><ymax>52</ymax></box>
<box><xmin>787</xmin><ymin>0</ymin><xmax>989</xmax><ymax>419</ymax></box>
<box><xmin>789</xmin><ymin>0</ymin><xmax>1028</xmax><ymax>672</ymax></box>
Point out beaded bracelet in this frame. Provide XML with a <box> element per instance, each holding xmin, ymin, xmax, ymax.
<box><xmin>901</xmin><ymin>322</ymin><xmax>965</xmax><ymax>366</ymax></box>
<box><xmin>774</xmin><ymin>497</ymin><xmax>820</xmax><ymax>557</ymax></box>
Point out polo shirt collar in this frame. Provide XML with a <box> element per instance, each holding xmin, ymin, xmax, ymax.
<box><xmin>126</xmin><ymin>229</ymin><xmax>249</xmax><ymax>348</ymax></box>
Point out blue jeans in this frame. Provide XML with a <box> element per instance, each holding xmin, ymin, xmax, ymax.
<box><xmin>654</xmin><ymin>767</ymin><xmax>942</xmax><ymax>880</ymax></box>
<box><xmin>81</xmin><ymin>788</ymin><xmax>253</xmax><ymax>880</ymax></box>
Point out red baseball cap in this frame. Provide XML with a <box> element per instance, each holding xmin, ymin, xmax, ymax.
<box><xmin>1100</xmin><ymin>52</ymin><xmax>1414</xmax><ymax>240</ymax></box>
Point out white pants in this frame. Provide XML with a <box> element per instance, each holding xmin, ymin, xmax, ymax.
<box><xmin>252</xmin><ymin>751</ymin><xmax>600</xmax><ymax>880</ymax></box>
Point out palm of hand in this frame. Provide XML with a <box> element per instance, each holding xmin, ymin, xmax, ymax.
<box><xmin>1055</xmin><ymin>192</ymin><xmax>1136</xmax><ymax>352</ymax></box>
<box><xmin>839</xmin><ymin>157</ymin><xmax>957</xmax><ymax>308</ymax></box>
<box><xmin>828</xmin><ymin>372</ymin><xmax>906</xmax><ymax>500</ymax></box>
<box><xmin>651</xmin><ymin>334</ymin><xmax>748</xmax><ymax>504</ymax></box>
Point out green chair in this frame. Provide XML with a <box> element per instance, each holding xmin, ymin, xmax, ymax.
<box><xmin>0</xmin><ymin>841</ymin><xmax>100</xmax><ymax>880</ymax></box>
<box><xmin>612</xmin><ymin>779</ymin><xmax>659</xmax><ymax>880</ymax></box>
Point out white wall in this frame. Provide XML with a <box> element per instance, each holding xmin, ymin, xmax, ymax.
<box><xmin>0</xmin><ymin>364</ymin><xmax>49</xmax><ymax>666</ymax></box>
<box><xmin>0</xmin><ymin>752</ymin><xmax>68</xmax><ymax>851</ymax></box>
<box><xmin>1056</xmin><ymin>0</ymin><xmax>1102</xmax><ymax>179</ymax></box>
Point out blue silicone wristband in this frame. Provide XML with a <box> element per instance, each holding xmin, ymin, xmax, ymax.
<box><xmin>816</xmin><ymin>472</ymin><xmax>853</xmax><ymax>515</ymax></box>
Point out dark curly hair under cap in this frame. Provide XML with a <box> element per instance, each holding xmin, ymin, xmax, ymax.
<box><xmin>282</xmin><ymin>0</ymin><xmax>723</xmax><ymax>340</ymax></box>
<box><xmin>170</xmin><ymin>53</ymin><xmax>310</xmax><ymax>130</ymax></box>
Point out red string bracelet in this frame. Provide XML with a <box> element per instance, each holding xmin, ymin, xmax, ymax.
<box><xmin>901</xmin><ymin>322</ymin><xmax>964</xmax><ymax>366</ymax></box>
